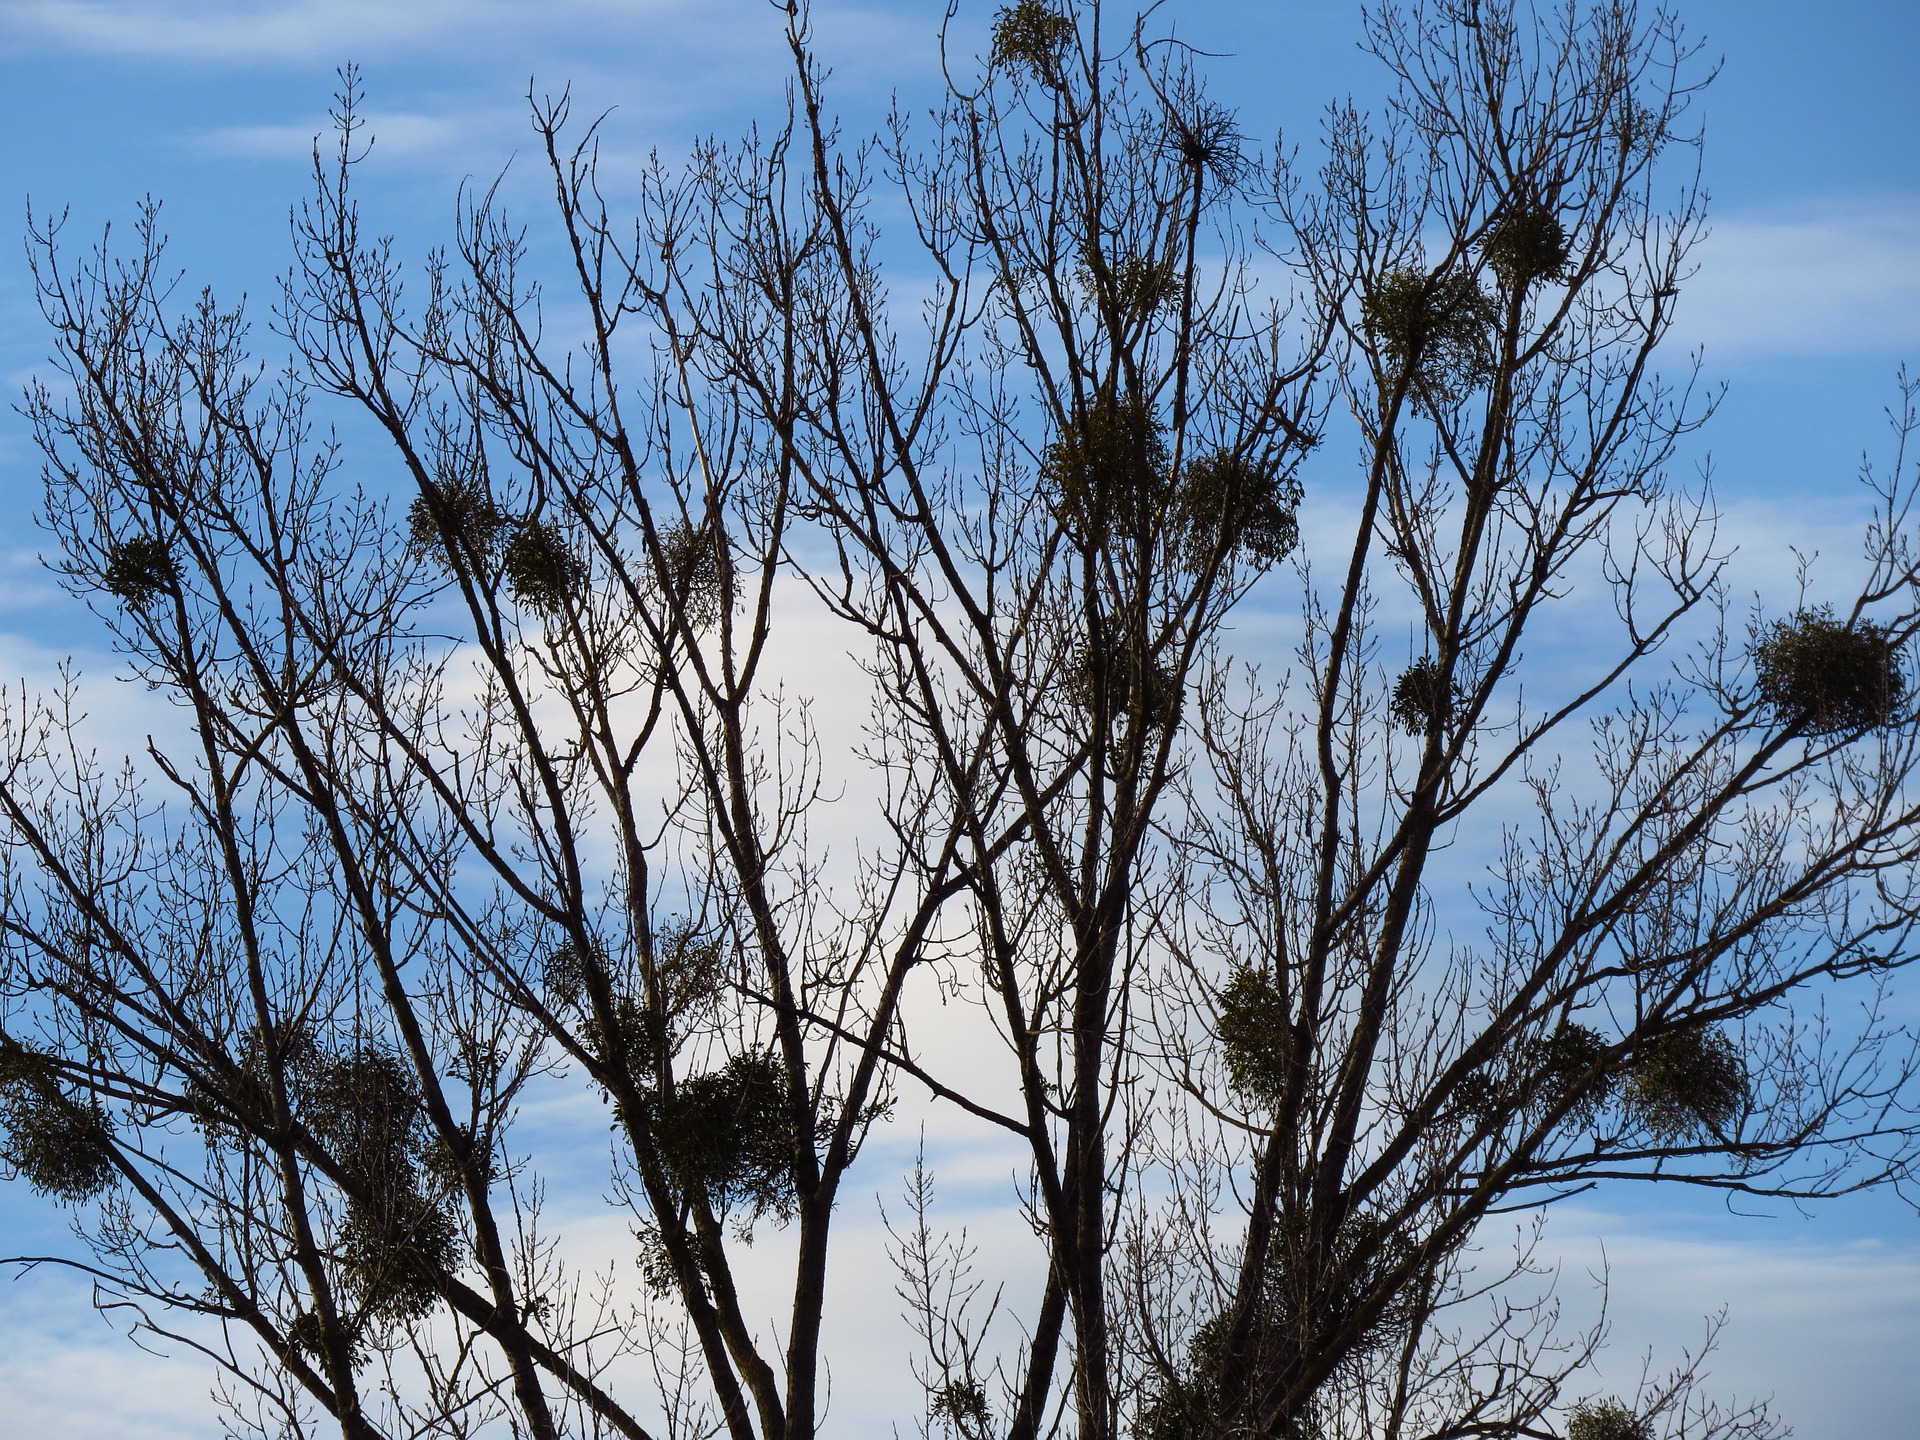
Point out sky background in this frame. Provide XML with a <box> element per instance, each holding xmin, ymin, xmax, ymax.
<box><xmin>2</xmin><ymin>1</ymin><xmax>1919</xmax><ymax>1436</ymax></box>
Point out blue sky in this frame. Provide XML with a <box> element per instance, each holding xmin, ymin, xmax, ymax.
<box><xmin>2</xmin><ymin>2</ymin><xmax>1918</xmax><ymax>1436</ymax></box>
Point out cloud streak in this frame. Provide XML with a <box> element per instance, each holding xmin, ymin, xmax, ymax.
<box><xmin>0</xmin><ymin>0</ymin><xmax>672</xmax><ymax>63</ymax></box>
<box><xmin>1678</xmin><ymin>197</ymin><xmax>1920</xmax><ymax>359</ymax></box>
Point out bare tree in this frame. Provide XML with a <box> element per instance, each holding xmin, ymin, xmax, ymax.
<box><xmin>4</xmin><ymin>3</ymin><xmax>1919</xmax><ymax>1440</ymax></box>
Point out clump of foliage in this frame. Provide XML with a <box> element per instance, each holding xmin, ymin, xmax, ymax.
<box><xmin>1136</xmin><ymin>1215</ymin><xmax>1406</xmax><ymax>1440</ymax></box>
<box><xmin>1215</xmin><ymin>965</ymin><xmax>1292</xmax><ymax>1108</ymax></box>
<box><xmin>0</xmin><ymin>1037</ymin><xmax>117</xmax><ymax>1203</ymax></box>
<box><xmin>1078</xmin><ymin>247</ymin><xmax>1179</xmax><ymax>323</ymax></box>
<box><xmin>1521</xmin><ymin>1022</ymin><xmax>1613</xmax><ymax>1124</ymax></box>
<box><xmin>1568</xmin><ymin>1397</ymin><xmax>1654</xmax><ymax>1440</ymax></box>
<box><xmin>650</xmin><ymin>1051</ymin><xmax>802</xmax><ymax>1223</ymax></box>
<box><xmin>303</xmin><ymin>1045</ymin><xmax>460</xmax><ymax>1326</ymax></box>
<box><xmin>1133</xmin><ymin>1341</ymin><xmax>1220</xmax><ymax>1440</ymax></box>
<box><xmin>1174</xmin><ymin>449</ymin><xmax>1302</xmax><ymax>569</ymax></box>
<box><xmin>286</xmin><ymin>1308</ymin><xmax>335</xmax><ymax>1364</ymax></box>
<box><xmin>1388</xmin><ymin>657</ymin><xmax>1459</xmax><ymax>735</ymax></box>
<box><xmin>991</xmin><ymin>0</ymin><xmax>1072</xmax><ymax>81</ymax></box>
<box><xmin>1361</xmin><ymin>266</ymin><xmax>1499</xmax><ymax>400</ymax></box>
<box><xmin>1623</xmin><ymin>1026</ymin><xmax>1747</xmax><ymax>1143</ymax></box>
<box><xmin>656</xmin><ymin>520</ymin><xmax>727</xmax><ymax>631</ymax></box>
<box><xmin>542</xmin><ymin>935</ymin><xmax>607</xmax><ymax>1003</ymax></box>
<box><xmin>405</xmin><ymin>476</ymin><xmax>506</xmax><ymax>566</ymax></box>
<box><xmin>1483</xmin><ymin>203</ymin><xmax>1570</xmax><ymax>289</ymax></box>
<box><xmin>101</xmin><ymin>534</ymin><xmax>179</xmax><ymax>609</ymax></box>
<box><xmin>1456</xmin><ymin>1023</ymin><xmax>1612</xmax><ymax>1129</ymax></box>
<box><xmin>631</xmin><ymin>1221</ymin><xmax>682</xmax><ymax>1298</ymax></box>
<box><xmin>544</xmin><ymin>926</ymin><xmax>730</xmax><ymax>1075</ymax></box>
<box><xmin>929</xmin><ymin>1378</ymin><xmax>994</xmax><ymax>1438</ymax></box>
<box><xmin>651</xmin><ymin>923</ymin><xmax>731</xmax><ymax>1034</ymax></box>
<box><xmin>544</xmin><ymin>937</ymin><xmax>659</xmax><ymax>1076</ymax></box>
<box><xmin>502</xmin><ymin>519</ymin><xmax>586</xmax><ymax>615</ymax></box>
<box><xmin>1041</xmin><ymin>394</ymin><xmax>1170</xmax><ymax>542</ymax></box>
<box><xmin>1753</xmin><ymin>607</ymin><xmax>1904</xmax><ymax>734</ymax></box>
<box><xmin>1067</xmin><ymin>638</ymin><xmax>1181</xmax><ymax>732</ymax></box>
<box><xmin>335</xmin><ymin>1191</ymin><xmax>461</xmax><ymax>1327</ymax></box>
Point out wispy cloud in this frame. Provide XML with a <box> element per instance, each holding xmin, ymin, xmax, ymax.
<box><xmin>196</xmin><ymin>107</ymin><xmax>511</xmax><ymax>163</ymax></box>
<box><xmin>0</xmin><ymin>0</ymin><xmax>922</xmax><ymax>78</ymax></box>
<box><xmin>0</xmin><ymin>1266</ymin><xmax>218</xmax><ymax>1439</ymax></box>
<box><xmin>1546</xmin><ymin>1206</ymin><xmax>1920</xmax><ymax>1440</ymax></box>
<box><xmin>1677</xmin><ymin>197</ymin><xmax>1920</xmax><ymax>359</ymax></box>
<box><xmin>0</xmin><ymin>0</ymin><xmax>670</xmax><ymax>63</ymax></box>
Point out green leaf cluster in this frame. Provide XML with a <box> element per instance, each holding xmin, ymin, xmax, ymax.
<box><xmin>1174</xmin><ymin>450</ymin><xmax>1301</xmax><ymax>570</ymax></box>
<box><xmin>301</xmin><ymin>1045</ymin><xmax>461</xmax><ymax>1326</ymax></box>
<box><xmin>1077</xmin><ymin>248</ymin><xmax>1179</xmax><ymax>323</ymax></box>
<box><xmin>649</xmin><ymin>1051</ymin><xmax>805</xmax><ymax>1224</ymax></box>
<box><xmin>1388</xmin><ymin>658</ymin><xmax>1458</xmax><ymax>735</ymax></box>
<box><xmin>1754</xmin><ymin>607</ymin><xmax>1904</xmax><ymax>734</ymax></box>
<box><xmin>1457</xmin><ymin>1023</ymin><xmax>1614</xmax><ymax>1127</ymax></box>
<box><xmin>405</xmin><ymin>475</ymin><xmax>507</xmax><ymax>564</ymax></box>
<box><xmin>1483</xmin><ymin>204</ymin><xmax>1570</xmax><ymax>290</ymax></box>
<box><xmin>1623</xmin><ymin>1026</ymin><xmax>1747</xmax><ymax>1143</ymax></box>
<box><xmin>929</xmin><ymin>1378</ymin><xmax>993</xmax><ymax>1437</ymax></box>
<box><xmin>991</xmin><ymin>1</ymin><xmax>1072</xmax><ymax>81</ymax></box>
<box><xmin>656</xmin><ymin>521</ymin><xmax>727</xmax><ymax>631</ymax></box>
<box><xmin>1361</xmin><ymin>267</ymin><xmax>1499</xmax><ymax>400</ymax></box>
<box><xmin>1568</xmin><ymin>1398</ymin><xmax>1653</xmax><ymax>1440</ymax></box>
<box><xmin>1042</xmin><ymin>395</ymin><xmax>1170</xmax><ymax>543</ymax></box>
<box><xmin>1215</xmin><ymin>965</ymin><xmax>1292</xmax><ymax>1108</ymax></box>
<box><xmin>1066</xmin><ymin>638</ymin><xmax>1181</xmax><ymax>733</ymax></box>
<box><xmin>503</xmin><ymin>519</ymin><xmax>586</xmax><ymax>615</ymax></box>
<box><xmin>0</xmin><ymin>1037</ymin><xmax>117</xmax><ymax>1203</ymax></box>
<box><xmin>1136</xmin><ymin>1215</ymin><xmax>1405</xmax><ymax>1440</ymax></box>
<box><xmin>102</xmin><ymin>535</ymin><xmax>179</xmax><ymax>609</ymax></box>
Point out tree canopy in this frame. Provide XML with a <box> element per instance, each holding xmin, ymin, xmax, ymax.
<box><xmin>5</xmin><ymin>3</ymin><xmax>1920</xmax><ymax>1439</ymax></box>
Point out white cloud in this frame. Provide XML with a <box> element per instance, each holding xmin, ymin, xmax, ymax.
<box><xmin>0</xmin><ymin>0</ymin><xmax>930</xmax><ymax>79</ymax></box>
<box><xmin>0</xmin><ymin>1264</ymin><xmax>220</xmax><ymax>1439</ymax></box>
<box><xmin>1677</xmin><ymin>197</ymin><xmax>1920</xmax><ymax>359</ymax></box>
<box><xmin>196</xmin><ymin>107</ymin><xmax>509</xmax><ymax>162</ymax></box>
<box><xmin>1544</xmin><ymin>1206</ymin><xmax>1920</xmax><ymax>1440</ymax></box>
<box><xmin>0</xmin><ymin>0</ymin><xmax>665</xmax><ymax>63</ymax></box>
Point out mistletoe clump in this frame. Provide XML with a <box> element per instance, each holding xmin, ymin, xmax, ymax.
<box><xmin>303</xmin><ymin>1045</ymin><xmax>460</xmax><ymax>1326</ymax></box>
<box><xmin>1079</xmin><ymin>247</ymin><xmax>1180</xmax><ymax>323</ymax></box>
<box><xmin>1041</xmin><ymin>395</ymin><xmax>1170</xmax><ymax>542</ymax></box>
<box><xmin>656</xmin><ymin>521</ymin><xmax>727</xmax><ymax>631</ymax></box>
<box><xmin>650</xmin><ymin>1051</ymin><xmax>803</xmax><ymax>1223</ymax></box>
<box><xmin>405</xmin><ymin>476</ymin><xmax>506</xmax><ymax>567</ymax></box>
<box><xmin>1455</xmin><ymin>1023</ymin><xmax>1612</xmax><ymax>1129</ymax></box>
<box><xmin>1136</xmin><ymin>1214</ymin><xmax>1407</xmax><ymax>1440</ymax></box>
<box><xmin>1067</xmin><ymin>638</ymin><xmax>1181</xmax><ymax>732</ymax></box>
<box><xmin>991</xmin><ymin>0</ymin><xmax>1072</xmax><ymax>81</ymax></box>
<box><xmin>545</xmin><ymin>926</ymin><xmax>730</xmax><ymax>1076</ymax></box>
<box><xmin>1623</xmin><ymin>1026</ymin><xmax>1747</xmax><ymax>1143</ymax></box>
<box><xmin>1483</xmin><ymin>203</ymin><xmax>1571</xmax><ymax>289</ymax></box>
<box><xmin>544</xmin><ymin>938</ymin><xmax>660</xmax><ymax>1075</ymax></box>
<box><xmin>1174</xmin><ymin>450</ymin><xmax>1301</xmax><ymax>569</ymax></box>
<box><xmin>0</xmin><ymin>1037</ymin><xmax>117</xmax><ymax>1203</ymax></box>
<box><xmin>336</xmin><ymin>1187</ymin><xmax>461</xmax><ymax>1326</ymax></box>
<box><xmin>102</xmin><ymin>535</ymin><xmax>179</xmax><ymax>609</ymax></box>
<box><xmin>1388</xmin><ymin>657</ymin><xmax>1459</xmax><ymax>735</ymax></box>
<box><xmin>1361</xmin><ymin>267</ymin><xmax>1499</xmax><ymax>400</ymax></box>
<box><xmin>652</xmin><ymin>923</ymin><xmax>730</xmax><ymax>1034</ymax></box>
<box><xmin>1568</xmin><ymin>1398</ymin><xmax>1654</xmax><ymax>1440</ymax></box>
<box><xmin>1215</xmin><ymin>965</ymin><xmax>1293</xmax><ymax>1108</ymax></box>
<box><xmin>1520</xmin><ymin>1022</ymin><xmax>1613</xmax><ymax>1124</ymax></box>
<box><xmin>502</xmin><ymin>519</ymin><xmax>586</xmax><ymax>615</ymax></box>
<box><xmin>1753</xmin><ymin>607</ymin><xmax>1903</xmax><ymax>734</ymax></box>
<box><xmin>929</xmin><ymin>1378</ymin><xmax>994</xmax><ymax>1438</ymax></box>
